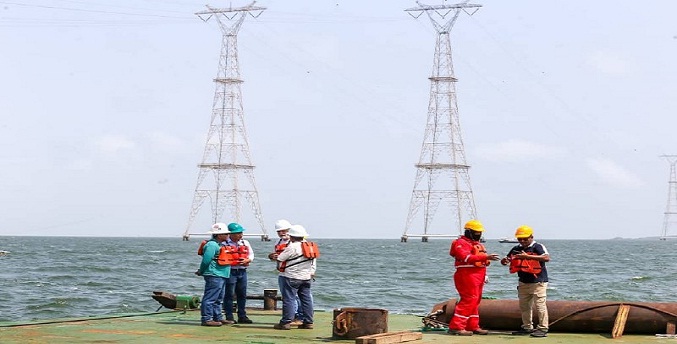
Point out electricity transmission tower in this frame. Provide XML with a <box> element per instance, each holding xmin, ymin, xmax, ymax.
<box><xmin>660</xmin><ymin>155</ymin><xmax>677</xmax><ymax>240</ymax></box>
<box><xmin>183</xmin><ymin>2</ymin><xmax>269</xmax><ymax>241</ymax></box>
<box><xmin>401</xmin><ymin>1</ymin><xmax>481</xmax><ymax>242</ymax></box>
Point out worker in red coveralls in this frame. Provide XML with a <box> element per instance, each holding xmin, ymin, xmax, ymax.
<box><xmin>448</xmin><ymin>219</ymin><xmax>500</xmax><ymax>336</ymax></box>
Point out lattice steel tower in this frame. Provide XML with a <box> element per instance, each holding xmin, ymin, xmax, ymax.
<box><xmin>401</xmin><ymin>1</ymin><xmax>481</xmax><ymax>242</ymax></box>
<box><xmin>660</xmin><ymin>155</ymin><xmax>677</xmax><ymax>240</ymax></box>
<box><xmin>183</xmin><ymin>2</ymin><xmax>269</xmax><ymax>241</ymax></box>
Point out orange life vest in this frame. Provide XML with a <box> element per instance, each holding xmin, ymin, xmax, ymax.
<box><xmin>301</xmin><ymin>241</ymin><xmax>320</xmax><ymax>259</ymax></box>
<box><xmin>509</xmin><ymin>253</ymin><xmax>542</xmax><ymax>276</ymax></box>
<box><xmin>216</xmin><ymin>245</ymin><xmax>237</xmax><ymax>266</ymax></box>
<box><xmin>274</xmin><ymin>242</ymin><xmax>288</xmax><ymax>255</ymax></box>
<box><xmin>471</xmin><ymin>243</ymin><xmax>490</xmax><ymax>267</ymax></box>
<box><xmin>198</xmin><ymin>240</ymin><xmax>237</xmax><ymax>266</ymax></box>
<box><xmin>197</xmin><ymin>240</ymin><xmax>208</xmax><ymax>256</ymax></box>
<box><xmin>451</xmin><ymin>236</ymin><xmax>490</xmax><ymax>268</ymax></box>
<box><xmin>225</xmin><ymin>242</ymin><xmax>250</xmax><ymax>266</ymax></box>
<box><xmin>277</xmin><ymin>241</ymin><xmax>320</xmax><ymax>272</ymax></box>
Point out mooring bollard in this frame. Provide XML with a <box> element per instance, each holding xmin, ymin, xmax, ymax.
<box><xmin>263</xmin><ymin>289</ymin><xmax>278</xmax><ymax>310</ymax></box>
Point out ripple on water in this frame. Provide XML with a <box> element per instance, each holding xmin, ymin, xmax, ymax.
<box><xmin>2</xmin><ymin>237</ymin><xmax>677</xmax><ymax>322</ymax></box>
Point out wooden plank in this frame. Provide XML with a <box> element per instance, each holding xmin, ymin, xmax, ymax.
<box><xmin>611</xmin><ymin>304</ymin><xmax>630</xmax><ymax>339</ymax></box>
<box><xmin>666</xmin><ymin>321</ymin><xmax>676</xmax><ymax>335</ymax></box>
<box><xmin>355</xmin><ymin>331</ymin><xmax>422</xmax><ymax>344</ymax></box>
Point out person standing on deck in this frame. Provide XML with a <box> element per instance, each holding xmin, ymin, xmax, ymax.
<box><xmin>274</xmin><ymin>225</ymin><xmax>316</xmax><ymax>330</ymax></box>
<box><xmin>500</xmin><ymin>225</ymin><xmax>550</xmax><ymax>338</ymax></box>
<box><xmin>222</xmin><ymin>222</ymin><xmax>255</xmax><ymax>324</ymax></box>
<box><xmin>448</xmin><ymin>219</ymin><xmax>500</xmax><ymax>336</ymax></box>
<box><xmin>196</xmin><ymin>223</ymin><xmax>231</xmax><ymax>327</ymax></box>
<box><xmin>267</xmin><ymin>219</ymin><xmax>304</xmax><ymax>325</ymax></box>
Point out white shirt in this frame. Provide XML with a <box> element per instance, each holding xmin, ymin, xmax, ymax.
<box><xmin>277</xmin><ymin>241</ymin><xmax>317</xmax><ymax>280</ymax></box>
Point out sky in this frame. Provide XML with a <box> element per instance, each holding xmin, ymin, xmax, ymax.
<box><xmin>2</xmin><ymin>0</ymin><xmax>677</xmax><ymax>240</ymax></box>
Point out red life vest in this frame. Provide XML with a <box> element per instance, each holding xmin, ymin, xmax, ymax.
<box><xmin>509</xmin><ymin>253</ymin><xmax>542</xmax><ymax>276</ymax></box>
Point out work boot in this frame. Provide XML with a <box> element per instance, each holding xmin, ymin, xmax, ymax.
<box><xmin>220</xmin><ymin>319</ymin><xmax>236</xmax><ymax>325</ymax></box>
<box><xmin>273</xmin><ymin>323</ymin><xmax>291</xmax><ymax>330</ymax></box>
<box><xmin>201</xmin><ymin>320</ymin><xmax>222</xmax><ymax>327</ymax></box>
<box><xmin>530</xmin><ymin>329</ymin><xmax>548</xmax><ymax>338</ymax></box>
<box><xmin>298</xmin><ymin>323</ymin><xmax>314</xmax><ymax>329</ymax></box>
<box><xmin>472</xmin><ymin>328</ymin><xmax>489</xmax><ymax>335</ymax></box>
<box><xmin>447</xmin><ymin>329</ymin><xmax>473</xmax><ymax>336</ymax></box>
<box><xmin>238</xmin><ymin>317</ymin><xmax>253</xmax><ymax>324</ymax></box>
<box><xmin>290</xmin><ymin>319</ymin><xmax>304</xmax><ymax>326</ymax></box>
<box><xmin>512</xmin><ymin>328</ymin><xmax>534</xmax><ymax>335</ymax></box>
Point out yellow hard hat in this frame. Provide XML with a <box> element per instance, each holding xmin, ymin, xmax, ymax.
<box><xmin>464</xmin><ymin>219</ymin><xmax>484</xmax><ymax>232</ymax></box>
<box><xmin>514</xmin><ymin>225</ymin><xmax>533</xmax><ymax>238</ymax></box>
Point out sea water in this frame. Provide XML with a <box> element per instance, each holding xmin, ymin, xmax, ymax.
<box><xmin>1</xmin><ymin>237</ymin><xmax>676</xmax><ymax>322</ymax></box>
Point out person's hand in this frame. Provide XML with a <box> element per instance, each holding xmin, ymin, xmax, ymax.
<box><xmin>268</xmin><ymin>252</ymin><xmax>278</xmax><ymax>260</ymax></box>
<box><xmin>487</xmin><ymin>253</ymin><xmax>500</xmax><ymax>261</ymax></box>
<box><xmin>194</xmin><ymin>270</ymin><xmax>202</xmax><ymax>276</ymax></box>
<box><xmin>500</xmin><ymin>257</ymin><xmax>510</xmax><ymax>266</ymax></box>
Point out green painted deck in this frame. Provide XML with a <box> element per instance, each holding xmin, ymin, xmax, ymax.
<box><xmin>1</xmin><ymin>308</ymin><xmax>674</xmax><ymax>343</ymax></box>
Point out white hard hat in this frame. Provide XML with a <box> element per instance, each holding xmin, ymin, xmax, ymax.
<box><xmin>275</xmin><ymin>219</ymin><xmax>292</xmax><ymax>232</ymax></box>
<box><xmin>288</xmin><ymin>225</ymin><xmax>309</xmax><ymax>238</ymax></box>
<box><xmin>210</xmin><ymin>222</ymin><xmax>230</xmax><ymax>235</ymax></box>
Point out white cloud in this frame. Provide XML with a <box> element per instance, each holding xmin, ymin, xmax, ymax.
<box><xmin>95</xmin><ymin>135</ymin><xmax>136</xmax><ymax>153</ymax></box>
<box><xmin>586</xmin><ymin>158</ymin><xmax>644</xmax><ymax>189</ymax></box>
<box><xmin>474</xmin><ymin>139</ymin><xmax>563</xmax><ymax>162</ymax></box>
<box><xmin>586</xmin><ymin>50</ymin><xmax>631</xmax><ymax>76</ymax></box>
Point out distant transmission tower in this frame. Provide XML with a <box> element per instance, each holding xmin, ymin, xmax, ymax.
<box><xmin>401</xmin><ymin>1</ymin><xmax>481</xmax><ymax>242</ymax></box>
<box><xmin>660</xmin><ymin>155</ymin><xmax>677</xmax><ymax>240</ymax></box>
<box><xmin>183</xmin><ymin>2</ymin><xmax>269</xmax><ymax>241</ymax></box>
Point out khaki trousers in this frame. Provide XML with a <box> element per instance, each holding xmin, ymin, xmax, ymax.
<box><xmin>517</xmin><ymin>281</ymin><xmax>548</xmax><ymax>331</ymax></box>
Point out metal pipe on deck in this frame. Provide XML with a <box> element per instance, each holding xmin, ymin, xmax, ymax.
<box><xmin>430</xmin><ymin>299</ymin><xmax>677</xmax><ymax>334</ymax></box>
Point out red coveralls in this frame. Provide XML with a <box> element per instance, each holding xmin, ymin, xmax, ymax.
<box><xmin>448</xmin><ymin>236</ymin><xmax>489</xmax><ymax>331</ymax></box>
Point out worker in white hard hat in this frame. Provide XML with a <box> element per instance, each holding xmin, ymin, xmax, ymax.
<box><xmin>267</xmin><ymin>219</ymin><xmax>303</xmax><ymax>325</ymax></box>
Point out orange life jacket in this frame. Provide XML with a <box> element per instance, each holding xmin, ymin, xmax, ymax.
<box><xmin>509</xmin><ymin>253</ymin><xmax>542</xmax><ymax>276</ymax></box>
<box><xmin>451</xmin><ymin>237</ymin><xmax>490</xmax><ymax>268</ymax></box>
<box><xmin>197</xmin><ymin>240</ymin><xmax>208</xmax><ymax>256</ymax></box>
<box><xmin>216</xmin><ymin>245</ymin><xmax>237</xmax><ymax>266</ymax></box>
<box><xmin>225</xmin><ymin>242</ymin><xmax>250</xmax><ymax>266</ymax></box>
<box><xmin>274</xmin><ymin>242</ymin><xmax>288</xmax><ymax>255</ymax></box>
<box><xmin>471</xmin><ymin>243</ymin><xmax>490</xmax><ymax>267</ymax></box>
<box><xmin>277</xmin><ymin>241</ymin><xmax>320</xmax><ymax>272</ymax></box>
<box><xmin>301</xmin><ymin>241</ymin><xmax>320</xmax><ymax>259</ymax></box>
<box><xmin>198</xmin><ymin>240</ymin><xmax>237</xmax><ymax>266</ymax></box>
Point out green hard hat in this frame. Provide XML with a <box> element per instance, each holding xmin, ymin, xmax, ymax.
<box><xmin>227</xmin><ymin>222</ymin><xmax>245</xmax><ymax>234</ymax></box>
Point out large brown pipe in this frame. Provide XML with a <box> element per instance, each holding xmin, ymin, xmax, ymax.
<box><xmin>431</xmin><ymin>299</ymin><xmax>677</xmax><ymax>334</ymax></box>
